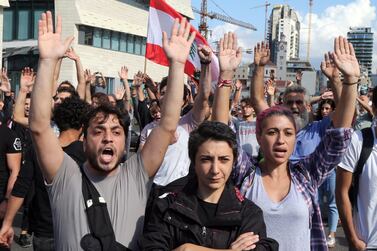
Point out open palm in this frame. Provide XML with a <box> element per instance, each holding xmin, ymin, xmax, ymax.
<box><xmin>38</xmin><ymin>11</ymin><xmax>73</xmax><ymax>60</ymax></box>
<box><xmin>333</xmin><ymin>37</ymin><xmax>360</xmax><ymax>81</ymax></box>
<box><xmin>219</xmin><ymin>32</ymin><xmax>242</xmax><ymax>72</ymax></box>
<box><xmin>162</xmin><ymin>18</ymin><xmax>196</xmax><ymax>64</ymax></box>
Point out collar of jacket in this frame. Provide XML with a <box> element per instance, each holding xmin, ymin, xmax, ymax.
<box><xmin>167</xmin><ymin>181</ymin><xmax>244</xmax><ymax>227</ymax></box>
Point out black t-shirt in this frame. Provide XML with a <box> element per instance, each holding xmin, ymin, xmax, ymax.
<box><xmin>197</xmin><ymin>198</ymin><xmax>218</xmax><ymax>227</ymax></box>
<box><xmin>62</xmin><ymin>140</ymin><xmax>86</xmax><ymax>166</ymax></box>
<box><xmin>0</xmin><ymin>124</ymin><xmax>22</xmax><ymax>200</ymax></box>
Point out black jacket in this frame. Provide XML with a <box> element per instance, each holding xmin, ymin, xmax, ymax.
<box><xmin>141</xmin><ymin>182</ymin><xmax>278</xmax><ymax>250</ymax></box>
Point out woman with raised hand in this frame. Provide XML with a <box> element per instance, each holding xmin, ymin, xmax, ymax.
<box><xmin>231</xmin><ymin>36</ymin><xmax>358</xmax><ymax>251</ymax></box>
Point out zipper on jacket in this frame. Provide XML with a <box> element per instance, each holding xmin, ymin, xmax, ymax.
<box><xmin>201</xmin><ymin>226</ymin><xmax>207</xmax><ymax>238</ymax></box>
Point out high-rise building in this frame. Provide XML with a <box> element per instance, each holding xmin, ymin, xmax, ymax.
<box><xmin>347</xmin><ymin>27</ymin><xmax>374</xmax><ymax>77</ymax></box>
<box><xmin>267</xmin><ymin>4</ymin><xmax>300</xmax><ymax>64</ymax></box>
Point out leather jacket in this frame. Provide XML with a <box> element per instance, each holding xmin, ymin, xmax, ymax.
<box><xmin>141</xmin><ymin>181</ymin><xmax>278</xmax><ymax>250</ymax></box>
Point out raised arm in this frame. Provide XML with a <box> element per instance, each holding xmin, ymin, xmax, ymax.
<box><xmin>141</xmin><ymin>18</ymin><xmax>196</xmax><ymax>177</ymax></box>
<box><xmin>118</xmin><ymin>66</ymin><xmax>132</xmax><ymax>112</ymax></box>
<box><xmin>29</xmin><ymin>11</ymin><xmax>74</xmax><ymax>183</ymax></box>
<box><xmin>13</xmin><ymin>68</ymin><xmax>35</xmax><ymax>127</ymax></box>
<box><xmin>251</xmin><ymin>42</ymin><xmax>270</xmax><ymax>115</ymax></box>
<box><xmin>331</xmin><ymin>36</ymin><xmax>358</xmax><ymax>128</ymax></box>
<box><xmin>212</xmin><ymin>32</ymin><xmax>242</xmax><ymax>124</ymax></box>
<box><xmin>320</xmin><ymin>52</ymin><xmax>342</xmax><ymax>104</ymax></box>
<box><xmin>191</xmin><ymin>44</ymin><xmax>212</xmax><ymax>123</ymax></box>
<box><xmin>52</xmin><ymin>58</ymin><xmax>62</xmax><ymax>96</ymax></box>
<box><xmin>84</xmin><ymin>69</ymin><xmax>94</xmax><ymax>104</ymax></box>
<box><xmin>65</xmin><ymin>47</ymin><xmax>86</xmax><ymax>100</ymax></box>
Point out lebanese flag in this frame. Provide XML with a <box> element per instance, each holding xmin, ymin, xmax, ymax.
<box><xmin>146</xmin><ymin>0</ymin><xmax>219</xmax><ymax>80</ymax></box>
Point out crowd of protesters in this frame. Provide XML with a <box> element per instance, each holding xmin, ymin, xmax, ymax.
<box><xmin>0</xmin><ymin>10</ymin><xmax>375</xmax><ymax>251</ymax></box>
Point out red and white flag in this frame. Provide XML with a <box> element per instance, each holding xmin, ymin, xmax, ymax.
<box><xmin>146</xmin><ymin>0</ymin><xmax>219</xmax><ymax>80</ymax></box>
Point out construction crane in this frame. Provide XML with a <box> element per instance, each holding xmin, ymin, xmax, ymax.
<box><xmin>306</xmin><ymin>0</ymin><xmax>313</xmax><ymax>62</ymax></box>
<box><xmin>250</xmin><ymin>1</ymin><xmax>271</xmax><ymax>41</ymax></box>
<box><xmin>192</xmin><ymin>0</ymin><xmax>257</xmax><ymax>40</ymax></box>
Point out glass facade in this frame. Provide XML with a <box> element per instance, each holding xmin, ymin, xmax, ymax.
<box><xmin>78</xmin><ymin>25</ymin><xmax>146</xmax><ymax>56</ymax></box>
<box><xmin>3</xmin><ymin>0</ymin><xmax>54</xmax><ymax>41</ymax></box>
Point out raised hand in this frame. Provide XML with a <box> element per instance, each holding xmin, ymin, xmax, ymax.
<box><xmin>321</xmin><ymin>90</ymin><xmax>334</xmax><ymax>100</ymax></box>
<box><xmin>20</xmin><ymin>67</ymin><xmax>35</xmax><ymax>93</ymax></box>
<box><xmin>254</xmin><ymin>41</ymin><xmax>270</xmax><ymax>66</ymax></box>
<box><xmin>321</xmin><ymin>52</ymin><xmax>340</xmax><ymax>80</ymax></box>
<box><xmin>132</xmin><ymin>71</ymin><xmax>144</xmax><ymax>88</ymax></box>
<box><xmin>114</xmin><ymin>86</ymin><xmax>126</xmax><ymax>100</ymax></box>
<box><xmin>332</xmin><ymin>36</ymin><xmax>360</xmax><ymax>83</ymax></box>
<box><xmin>162</xmin><ymin>18</ymin><xmax>196</xmax><ymax>64</ymax></box>
<box><xmin>64</xmin><ymin>47</ymin><xmax>79</xmax><ymax>61</ymax></box>
<box><xmin>198</xmin><ymin>44</ymin><xmax>212</xmax><ymax>64</ymax></box>
<box><xmin>38</xmin><ymin>11</ymin><xmax>74</xmax><ymax>60</ymax></box>
<box><xmin>266</xmin><ymin>79</ymin><xmax>276</xmax><ymax>96</ymax></box>
<box><xmin>118</xmin><ymin>66</ymin><xmax>128</xmax><ymax>80</ymax></box>
<box><xmin>84</xmin><ymin>69</ymin><xmax>94</xmax><ymax>84</ymax></box>
<box><xmin>0</xmin><ymin>68</ymin><xmax>11</xmax><ymax>93</ymax></box>
<box><xmin>219</xmin><ymin>32</ymin><xmax>242</xmax><ymax>74</ymax></box>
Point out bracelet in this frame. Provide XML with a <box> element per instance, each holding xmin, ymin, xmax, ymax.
<box><xmin>218</xmin><ymin>78</ymin><xmax>233</xmax><ymax>88</ymax></box>
<box><xmin>343</xmin><ymin>80</ymin><xmax>360</xmax><ymax>86</ymax></box>
<box><xmin>200</xmin><ymin>60</ymin><xmax>211</xmax><ymax>65</ymax></box>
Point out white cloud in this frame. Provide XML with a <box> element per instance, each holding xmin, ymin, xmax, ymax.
<box><xmin>207</xmin><ymin>23</ymin><xmax>260</xmax><ymax>64</ymax></box>
<box><xmin>299</xmin><ymin>0</ymin><xmax>377</xmax><ymax>72</ymax></box>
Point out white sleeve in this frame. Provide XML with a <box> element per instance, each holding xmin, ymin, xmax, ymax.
<box><xmin>338</xmin><ymin>130</ymin><xmax>363</xmax><ymax>173</ymax></box>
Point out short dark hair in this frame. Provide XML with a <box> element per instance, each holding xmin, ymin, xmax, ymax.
<box><xmin>82</xmin><ymin>104</ymin><xmax>129</xmax><ymax>138</ymax></box>
<box><xmin>25</xmin><ymin>93</ymin><xmax>31</xmax><ymax>99</ymax></box>
<box><xmin>188</xmin><ymin>121</ymin><xmax>237</xmax><ymax>165</ymax></box>
<box><xmin>53</xmin><ymin>97</ymin><xmax>91</xmax><ymax>132</ymax></box>
<box><xmin>159</xmin><ymin>76</ymin><xmax>190</xmax><ymax>101</ymax></box>
<box><xmin>92</xmin><ymin>92</ymin><xmax>110</xmax><ymax>105</ymax></box>
<box><xmin>240</xmin><ymin>98</ymin><xmax>252</xmax><ymax>106</ymax></box>
<box><xmin>56</xmin><ymin>86</ymin><xmax>79</xmax><ymax>98</ymax></box>
<box><xmin>59</xmin><ymin>80</ymin><xmax>75</xmax><ymax>90</ymax></box>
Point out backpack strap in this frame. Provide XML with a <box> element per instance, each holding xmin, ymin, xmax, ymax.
<box><xmin>350</xmin><ymin>127</ymin><xmax>374</xmax><ymax>210</ymax></box>
<box><xmin>79</xmin><ymin>166</ymin><xmax>130</xmax><ymax>251</ymax></box>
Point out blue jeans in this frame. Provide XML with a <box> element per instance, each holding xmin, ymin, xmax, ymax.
<box><xmin>33</xmin><ymin>235</ymin><xmax>54</xmax><ymax>251</ymax></box>
<box><xmin>319</xmin><ymin>169</ymin><xmax>339</xmax><ymax>233</ymax></box>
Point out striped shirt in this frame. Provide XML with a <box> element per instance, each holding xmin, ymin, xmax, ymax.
<box><xmin>232</xmin><ymin>127</ymin><xmax>353</xmax><ymax>251</ymax></box>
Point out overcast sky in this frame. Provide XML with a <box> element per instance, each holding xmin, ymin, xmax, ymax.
<box><xmin>190</xmin><ymin>0</ymin><xmax>377</xmax><ymax>72</ymax></box>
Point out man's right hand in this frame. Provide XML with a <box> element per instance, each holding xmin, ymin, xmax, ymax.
<box><xmin>0</xmin><ymin>224</ymin><xmax>14</xmax><ymax>248</ymax></box>
<box><xmin>20</xmin><ymin>67</ymin><xmax>35</xmax><ymax>93</ymax></box>
<box><xmin>38</xmin><ymin>11</ymin><xmax>73</xmax><ymax>61</ymax></box>
<box><xmin>351</xmin><ymin>237</ymin><xmax>366</xmax><ymax>251</ymax></box>
<box><xmin>230</xmin><ymin>232</ymin><xmax>259</xmax><ymax>250</ymax></box>
<box><xmin>254</xmin><ymin>42</ymin><xmax>270</xmax><ymax>67</ymax></box>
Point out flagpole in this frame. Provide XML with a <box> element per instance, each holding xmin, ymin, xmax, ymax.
<box><xmin>143</xmin><ymin>55</ymin><xmax>147</xmax><ymax>75</ymax></box>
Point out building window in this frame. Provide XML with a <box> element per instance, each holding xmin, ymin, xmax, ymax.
<box><xmin>3</xmin><ymin>10</ymin><xmax>14</xmax><ymax>41</ymax></box>
<box><xmin>102</xmin><ymin>30</ymin><xmax>111</xmax><ymax>49</ymax></box>
<box><xmin>93</xmin><ymin>28</ymin><xmax>102</xmax><ymax>47</ymax></box>
<box><xmin>33</xmin><ymin>10</ymin><xmax>45</xmax><ymax>39</ymax></box>
<box><xmin>18</xmin><ymin>10</ymin><xmax>30</xmax><ymax>40</ymax></box>
<box><xmin>78</xmin><ymin>25</ymin><xmax>146</xmax><ymax>56</ymax></box>
<box><xmin>111</xmin><ymin>31</ymin><xmax>120</xmax><ymax>51</ymax></box>
<box><xmin>120</xmin><ymin>33</ymin><xmax>127</xmax><ymax>52</ymax></box>
<box><xmin>127</xmin><ymin>34</ymin><xmax>135</xmax><ymax>54</ymax></box>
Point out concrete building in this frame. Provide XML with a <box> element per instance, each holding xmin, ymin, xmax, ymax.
<box><xmin>286</xmin><ymin>59</ymin><xmax>316</xmax><ymax>95</ymax></box>
<box><xmin>347</xmin><ymin>27</ymin><xmax>374</xmax><ymax>77</ymax></box>
<box><xmin>2</xmin><ymin>0</ymin><xmax>194</xmax><ymax>93</ymax></box>
<box><xmin>267</xmin><ymin>4</ymin><xmax>300</xmax><ymax>64</ymax></box>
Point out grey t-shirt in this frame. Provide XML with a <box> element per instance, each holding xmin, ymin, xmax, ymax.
<box><xmin>47</xmin><ymin>153</ymin><xmax>150</xmax><ymax>250</ymax></box>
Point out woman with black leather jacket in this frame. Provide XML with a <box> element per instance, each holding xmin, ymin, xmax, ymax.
<box><xmin>141</xmin><ymin>121</ymin><xmax>278</xmax><ymax>251</ymax></box>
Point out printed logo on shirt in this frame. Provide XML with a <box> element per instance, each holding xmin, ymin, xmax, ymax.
<box><xmin>13</xmin><ymin>138</ymin><xmax>22</xmax><ymax>151</ymax></box>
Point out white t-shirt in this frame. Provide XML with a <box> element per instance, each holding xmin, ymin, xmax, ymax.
<box><xmin>140</xmin><ymin>112</ymin><xmax>196</xmax><ymax>186</ymax></box>
<box><xmin>232</xmin><ymin>118</ymin><xmax>259</xmax><ymax>158</ymax></box>
<box><xmin>338</xmin><ymin>127</ymin><xmax>377</xmax><ymax>248</ymax></box>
